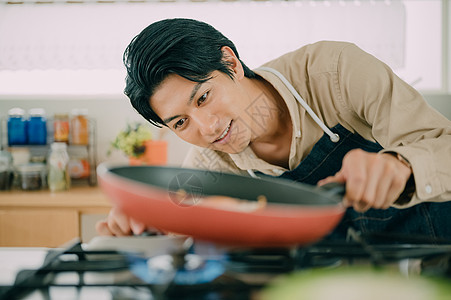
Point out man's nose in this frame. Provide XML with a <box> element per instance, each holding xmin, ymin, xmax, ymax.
<box><xmin>193</xmin><ymin>111</ymin><xmax>219</xmax><ymax>136</ymax></box>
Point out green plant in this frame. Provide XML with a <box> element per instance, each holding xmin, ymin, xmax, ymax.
<box><xmin>109</xmin><ymin>123</ymin><xmax>153</xmax><ymax>158</ymax></box>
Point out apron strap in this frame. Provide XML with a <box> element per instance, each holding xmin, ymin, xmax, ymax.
<box><xmin>257</xmin><ymin>66</ymin><xmax>340</xmax><ymax>143</ymax></box>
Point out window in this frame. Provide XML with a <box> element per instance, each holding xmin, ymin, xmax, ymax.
<box><xmin>0</xmin><ymin>0</ymin><xmax>447</xmax><ymax>97</ymax></box>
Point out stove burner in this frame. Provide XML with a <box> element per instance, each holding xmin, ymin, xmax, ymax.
<box><xmin>1</xmin><ymin>230</ymin><xmax>450</xmax><ymax>300</ymax></box>
<box><xmin>130</xmin><ymin>253</ymin><xmax>226</xmax><ymax>285</ymax></box>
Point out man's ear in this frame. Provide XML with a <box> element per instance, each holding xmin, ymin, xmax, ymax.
<box><xmin>221</xmin><ymin>46</ymin><xmax>244</xmax><ymax>80</ymax></box>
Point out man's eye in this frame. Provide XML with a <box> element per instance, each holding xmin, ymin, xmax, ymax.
<box><xmin>197</xmin><ymin>92</ymin><xmax>208</xmax><ymax>106</ymax></box>
<box><xmin>174</xmin><ymin>118</ymin><xmax>186</xmax><ymax>129</ymax></box>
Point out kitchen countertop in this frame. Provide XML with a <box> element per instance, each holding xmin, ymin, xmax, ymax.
<box><xmin>0</xmin><ymin>186</ymin><xmax>112</xmax><ymax>212</ymax></box>
<box><xmin>0</xmin><ymin>247</ymin><xmax>49</xmax><ymax>287</ymax></box>
<box><xmin>0</xmin><ymin>246</ymin><xmax>113</xmax><ymax>300</ymax></box>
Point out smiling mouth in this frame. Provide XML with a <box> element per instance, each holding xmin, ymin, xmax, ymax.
<box><xmin>213</xmin><ymin>121</ymin><xmax>232</xmax><ymax>143</ymax></box>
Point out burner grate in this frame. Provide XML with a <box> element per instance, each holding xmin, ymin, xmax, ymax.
<box><xmin>1</xmin><ymin>231</ymin><xmax>451</xmax><ymax>300</ymax></box>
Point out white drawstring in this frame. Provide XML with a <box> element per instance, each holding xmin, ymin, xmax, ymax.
<box><xmin>257</xmin><ymin>67</ymin><xmax>340</xmax><ymax>143</ymax></box>
<box><xmin>247</xmin><ymin>169</ymin><xmax>259</xmax><ymax>178</ymax></box>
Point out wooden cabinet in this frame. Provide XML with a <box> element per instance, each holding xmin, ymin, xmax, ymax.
<box><xmin>0</xmin><ymin>187</ymin><xmax>111</xmax><ymax>247</ymax></box>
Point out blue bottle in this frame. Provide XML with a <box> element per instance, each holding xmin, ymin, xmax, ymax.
<box><xmin>27</xmin><ymin>108</ymin><xmax>47</xmax><ymax>145</ymax></box>
<box><xmin>7</xmin><ymin>108</ymin><xmax>27</xmax><ymax>146</ymax></box>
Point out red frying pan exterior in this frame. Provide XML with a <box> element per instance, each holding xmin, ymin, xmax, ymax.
<box><xmin>98</xmin><ymin>165</ymin><xmax>345</xmax><ymax>247</ymax></box>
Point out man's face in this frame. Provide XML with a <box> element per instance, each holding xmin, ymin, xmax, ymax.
<box><xmin>150</xmin><ymin>71</ymin><xmax>260</xmax><ymax>154</ymax></box>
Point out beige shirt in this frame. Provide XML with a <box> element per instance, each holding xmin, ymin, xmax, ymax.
<box><xmin>183</xmin><ymin>41</ymin><xmax>451</xmax><ymax>208</ymax></box>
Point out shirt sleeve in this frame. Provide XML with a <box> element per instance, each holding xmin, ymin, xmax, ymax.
<box><xmin>336</xmin><ymin>43</ymin><xmax>451</xmax><ymax>207</ymax></box>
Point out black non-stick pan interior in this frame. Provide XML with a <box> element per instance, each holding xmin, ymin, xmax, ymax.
<box><xmin>109</xmin><ymin>165</ymin><xmax>343</xmax><ymax>207</ymax></box>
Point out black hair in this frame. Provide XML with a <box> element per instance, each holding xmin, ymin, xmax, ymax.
<box><xmin>123</xmin><ymin>18</ymin><xmax>256</xmax><ymax>127</ymax></box>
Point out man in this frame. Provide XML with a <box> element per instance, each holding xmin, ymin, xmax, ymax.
<box><xmin>97</xmin><ymin>18</ymin><xmax>451</xmax><ymax>241</ymax></box>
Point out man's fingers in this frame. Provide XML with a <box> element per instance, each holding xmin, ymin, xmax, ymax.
<box><xmin>318</xmin><ymin>171</ymin><xmax>346</xmax><ymax>186</ymax></box>
<box><xmin>378</xmin><ymin>154</ymin><xmax>411</xmax><ymax>209</ymax></box>
<box><xmin>343</xmin><ymin>151</ymin><xmax>367</xmax><ymax>208</ymax></box>
<box><xmin>372</xmin><ymin>169</ymin><xmax>398</xmax><ymax>209</ymax></box>
<box><xmin>109</xmin><ymin>207</ymin><xmax>132</xmax><ymax>236</ymax></box>
<box><xmin>106</xmin><ymin>219</ymin><xmax>127</xmax><ymax>236</ymax></box>
<box><xmin>318</xmin><ymin>150</ymin><xmax>413</xmax><ymax>212</ymax></box>
<box><xmin>353</xmin><ymin>201</ymin><xmax>371</xmax><ymax>212</ymax></box>
<box><xmin>381</xmin><ymin>177</ymin><xmax>406</xmax><ymax>209</ymax></box>
<box><xmin>130</xmin><ymin>219</ymin><xmax>146</xmax><ymax>235</ymax></box>
<box><xmin>95</xmin><ymin>220</ymin><xmax>114</xmax><ymax>236</ymax></box>
<box><xmin>95</xmin><ymin>207</ymin><xmax>148</xmax><ymax>237</ymax></box>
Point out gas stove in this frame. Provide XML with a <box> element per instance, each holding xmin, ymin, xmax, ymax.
<box><xmin>1</xmin><ymin>230</ymin><xmax>450</xmax><ymax>300</ymax></box>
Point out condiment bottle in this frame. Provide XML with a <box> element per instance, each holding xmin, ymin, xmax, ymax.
<box><xmin>7</xmin><ymin>108</ymin><xmax>27</xmax><ymax>146</ymax></box>
<box><xmin>70</xmin><ymin>109</ymin><xmax>89</xmax><ymax>145</ymax></box>
<box><xmin>47</xmin><ymin>142</ymin><xmax>70</xmax><ymax>191</ymax></box>
<box><xmin>54</xmin><ymin>113</ymin><xmax>69</xmax><ymax>143</ymax></box>
<box><xmin>27</xmin><ymin>108</ymin><xmax>47</xmax><ymax>145</ymax></box>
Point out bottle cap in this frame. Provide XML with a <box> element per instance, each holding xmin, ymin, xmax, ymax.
<box><xmin>54</xmin><ymin>113</ymin><xmax>69</xmax><ymax>119</ymax></box>
<box><xmin>16</xmin><ymin>163</ymin><xmax>46</xmax><ymax>174</ymax></box>
<box><xmin>28</xmin><ymin>108</ymin><xmax>46</xmax><ymax>116</ymax></box>
<box><xmin>51</xmin><ymin>142</ymin><xmax>68</xmax><ymax>150</ymax></box>
<box><xmin>8</xmin><ymin>107</ymin><xmax>25</xmax><ymax>116</ymax></box>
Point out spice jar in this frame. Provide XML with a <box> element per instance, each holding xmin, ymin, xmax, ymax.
<box><xmin>47</xmin><ymin>142</ymin><xmax>70</xmax><ymax>191</ymax></box>
<box><xmin>27</xmin><ymin>108</ymin><xmax>47</xmax><ymax>145</ymax></box>
<box><xmin>9</xmin><ymin>147</ymin><xmax>31</xmax><ymax>167</ymax></box>
<box><xmin>7</xmin><ymin>108</ymin><xmax>27</xmax><ymax>146</ymax></box>
<box><xmin>70</xmin><ymin>109</ymin><xmax>89</xmax><ymax>145</ymax></box>
<box><xmin>54</xmin><ymin>113</ymin><xmax>69</xmax><ymax>143</ymax></box>
<box><xmin>16</xmin><ymin>163</ymin><xmax>46</xmax><ymax>191</ymax></box>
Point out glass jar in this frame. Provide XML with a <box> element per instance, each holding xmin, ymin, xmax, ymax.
<box><xmin>27</xmin><ymin>108</ymin><xmax>47</xmax><ymax>145</ymax></box>
<box><xmin>7</xmin><ymin>108</ymin><xmax>27</xmax><ymax>146</ymax></box>
<box><xmin>47</xmin><ymin>142</ymin><xmax>70</xmax><ymax>191</ymax></box>
<box><xmin>0</xmin><ymin>151</ymin><xmax>13</xmax><ymax>190</ymax></box>
<box><xmin>9</xmin><ymin>147</ymin><xmax>30</xmax><ymax>167</ymax></box>
<box><xmin>68</xmin><ymin>147</ymin><xmax>90</xmax><ymax>179</ymax></box>
<box><xmin>54</xmin><ymin>113</ymin><xmax>69</xmax><ymax>143</ymax></box>
<box><xmin>16</xmin><ymin>163</ymin><xmax>46</xmax><ymax>191</ymax></box>
<box><xmin>70</xmin><ymin>109</ymin><xmax>89</xmax><ymax>145</ymax></box>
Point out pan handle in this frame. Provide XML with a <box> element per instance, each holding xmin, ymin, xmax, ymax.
<box><xmin>316</xmin><ymin>182</ymin><xmax>346</xmax><ymax>203</ymax></box>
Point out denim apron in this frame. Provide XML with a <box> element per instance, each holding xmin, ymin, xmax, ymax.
<box><xmin>257</xmin><ymin>67</ymin><xmax>451</xmax><ymax>242</ymax></box>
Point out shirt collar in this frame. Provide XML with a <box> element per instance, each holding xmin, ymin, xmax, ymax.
<box><xmin>227</xmin><ymin>68</ymin><xmax>302</xmax><ymax>173</ymax></box>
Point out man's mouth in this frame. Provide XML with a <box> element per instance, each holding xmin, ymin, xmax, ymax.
<box><xmin>213</xmin><ymin>121</ymin><xmax>232</xmax><ymax>143</ymax></box>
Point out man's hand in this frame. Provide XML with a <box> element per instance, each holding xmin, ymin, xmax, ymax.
<box><xmin>95</xmin><ymin>206</ymin><xmax>146</xmax><ymax>236</ymax></box>
<box><xmin>318</xmin><ymin>149</ymin><xmax>412</xmax><ymax>212</ymax></box>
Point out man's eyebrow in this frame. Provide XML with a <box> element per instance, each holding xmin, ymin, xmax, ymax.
<box><xmin>189</xmin><ymin>82</ymin><xmax>203</xmax><ymax>104</ymax></box>
<box><xmin>162</xmin><ymin>82</ymin><xmax>203</xmax><ymax>124</ymax></box>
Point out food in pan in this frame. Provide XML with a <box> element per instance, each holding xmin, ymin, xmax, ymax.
<box><xmin>198</xmin><ymin>194</ymin><xmax>267</xmax><ymax>212</ymax></box>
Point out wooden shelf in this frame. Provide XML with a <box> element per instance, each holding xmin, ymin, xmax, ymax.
<box><xmin>0</xmin><ymin>186</ymin><xmax>112</xmax><ymax>247</ymax></box>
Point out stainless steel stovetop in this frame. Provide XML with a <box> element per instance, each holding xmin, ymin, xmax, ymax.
<box><xmin>1</xmin><ymin>230</ymin><xmax>450</xmax><ymax>300</ymax></box>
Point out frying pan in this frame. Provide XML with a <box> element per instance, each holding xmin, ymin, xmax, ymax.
<box><xmin>97</xmin><ymin>163</ymin><xmax>345</xmax><ymax>247</ymax></box>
